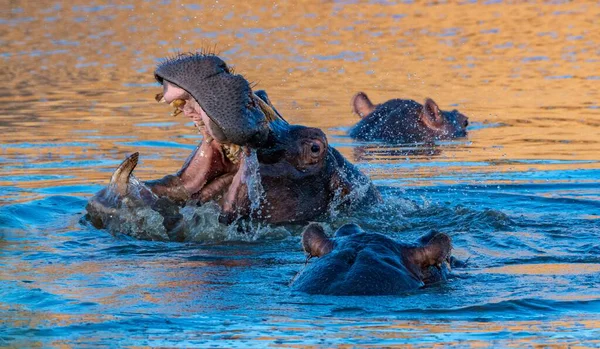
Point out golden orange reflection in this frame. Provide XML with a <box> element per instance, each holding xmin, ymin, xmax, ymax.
<box><xmin>479</xmin><ymin>263</ymin><xmax>600</xmax><ymax>275</ymax></box>
<box><xmin>1</xmin><ymin>0</ymin><xmax>598</xmax><ymax>194</ymax></box>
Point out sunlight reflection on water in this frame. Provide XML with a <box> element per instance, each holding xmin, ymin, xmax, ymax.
<box><xmin>1</xmin><ymin>0</ymin><xmax>600</xmax><ymax>347</ymax></box>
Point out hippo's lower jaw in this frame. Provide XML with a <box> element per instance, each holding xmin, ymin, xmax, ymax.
<box><xmin>143</xmin><ymin>136</ymin><xmax>253</xmax><ymax>219</ymax></box>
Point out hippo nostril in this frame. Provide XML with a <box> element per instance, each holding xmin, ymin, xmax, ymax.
<box><xmin>464</xmin><ymin>120</ymin><xmax>469</xmax><ymax>128</ymax></box>
<box><xmin>311</xmin><ymin>143</ymin><xmax>321</xmax><ymax>153</ymax></box>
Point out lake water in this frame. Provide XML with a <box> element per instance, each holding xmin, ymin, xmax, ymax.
<box><xmin>1</xmin><ymin>0</ymin><xmax>600</xmax><ymax>347</ymax></box>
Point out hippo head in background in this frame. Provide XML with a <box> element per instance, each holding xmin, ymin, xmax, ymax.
<box><xmin>348</xmin><ymin>92</ymin><xmax>469</xmax><ymax>143</ymax></box>
<box><xmin>86</xmin><ymin>53</ymin><xmax>380</xmax><ymax>237</ymax></box>
<box><xmin>291</xmin><ymin>223</ymin><xmax>453</xmax><ymax>295</ymax></box>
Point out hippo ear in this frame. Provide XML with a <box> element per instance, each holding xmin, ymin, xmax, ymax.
<box><xmin>109</xmin><ymin>152</ymin><xmax>139</xmax><ymax>196</ymax></box>
<box><xmin>352</xmin><ymin>92</ymin><xmax>376</xmax><ymax>118</ymax></box>
<box><xmin>254</xmin><ymin>90</ymin><xmax>272</xmax><ymax>105</ymax></box>
<box><xmin>419</xmin><ymin>98</ymin><xmax>444</xmax><ymax>129</ymax></box>
<box><xmin>301</xmin><ymin>223</ymin><xmax>334</xmax><ymax>258</ymax></box>
<box><xmin>405</xmin><ymin>232</ymin><xmax>452</xmax><ymax>268</ymax></box>
<box><xmin>252</xmin><ymin>91</ymin><xmax>288</xmax><ymax>124</ymax></box>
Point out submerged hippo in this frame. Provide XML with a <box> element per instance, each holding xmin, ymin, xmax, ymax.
<box><xmin>348</xmin><ymin>92</ymin><xmax>469</xmax><ymax>143</ymax></box>
<box><xmin>291</xmin><ymin>223</ymin><xmax>453</xmax><ymax>295</ymax></box>
<box><xmin>86</xmin><ymin>53</ymin><xmax>380</xmax><ymax>238</ymax></box>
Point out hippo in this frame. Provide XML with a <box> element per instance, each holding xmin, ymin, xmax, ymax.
<box><xmin>86</xmin><ymin>53</ymin><xmax>380</xmax><ymax>238</ymax></box>
<box><xmin>348</xmin><ymin>92</ymin><xmax>469</xmax><ymax>143</ymax></box>
<box><xmin>291</xmin><ymin>223</ymin><xmax>453</xmax><ymax>295</ymax></box>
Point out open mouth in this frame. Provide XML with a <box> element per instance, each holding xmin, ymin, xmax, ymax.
<box><xmin>149</xmin><ymin>53</ymin><xmax>338</xmax><ymax>223</ymax></box>
<box><xmin>153</xmin><ymin>87</ymin><xmax>289</xmax><ymax>221</ymax></box>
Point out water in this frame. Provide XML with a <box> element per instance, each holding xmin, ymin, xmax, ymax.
<box><xmin>2</xmin><ymin>0</ymin><xmax>600</xmax><ymax>347</ymax></box>
<box><xmin>241</xmin><ymin>149</ymin><xmax>266</xmax><ymax>219</ymax></box>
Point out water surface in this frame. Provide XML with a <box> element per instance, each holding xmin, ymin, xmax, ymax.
<box><xmin>1</xmin><ymin>0</ymin><xmax>600</xmax><ymax>347</ymax></box>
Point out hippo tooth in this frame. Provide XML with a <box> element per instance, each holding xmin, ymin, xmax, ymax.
<box><xmin>195</xmin><ymin>119</ymin><xmax>206</xmax><ymax>134</ymax></box>
<box><xmin>155</xmin><ymin>92</ymin><xmax>165</xmax><ymax>103</ymax></box>
<box><xmin>170</xmin><ymin>99</ymin><xmax>185</xmax><ymax>108</ymax></box>
<box><xmin>169</xmin><ymin>99</ymin><xmax>186</xmax><ymax>117</ymax></box>
<box><xmin>222</xmin><ymin>144</ymin><xmax>241</xmax><ymax>164</ymax></box>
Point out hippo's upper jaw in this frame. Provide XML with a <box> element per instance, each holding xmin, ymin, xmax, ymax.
<box><xmin>291</xmin><ymin>223</ymin><xmax>453</xmax><ymax>296</ymax></box>
<box><xmin>154</xmin><ymin>53</ymin><xmax>272</xmax><ymax>147</ymax></box>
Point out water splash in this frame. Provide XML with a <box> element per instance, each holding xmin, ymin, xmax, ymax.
<box><xmin>241</xmin><ymin>149</ymin><xmax>265</xmax><ymax>218</ymax></box>
<box><xmin>85</xmin><ymin>175</ymin><xmax>169</xmax><ymax>241</ymax></box>
<box><xmin>327</xmin><ymin>171</ymin><xmax>377</xmax><ymax>220</ymax></box>
<box><xmin>112</xmin><ymin>176</ymin><xmax>168</xmax><ymax>240</ymax></box>
<box><xmin>114</xmin><ymin>200</ymin><xmax>169</xmax><ymax>241</ymax></box>
<box><xmin>180</xmin><ymin>202</ymin><xmax>226</xmax><ymax>241</ymax></box>
<box><xmin>221</xmin><ymin>149</ymin><xmax>291</xmax><ymax>241</ymax></box>
<box><xmin>179</xmin><ymin>149</ymin><xmax>288</xmax><ymax>242</ymax></box>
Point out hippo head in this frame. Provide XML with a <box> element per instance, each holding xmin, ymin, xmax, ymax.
<box><xmin>350</xmin><ymin>92</ymin><xmax>469</xmax><ymax>143</ymax></box>
<box><xmin>291</xmin><ymin>223</ymin><xmax>453</xmax><ymax>295</ymax></box>
<box><xmin>145</xmin><ymin>53</ymin><xmax>379</xmax><ymax>225</ymax></box>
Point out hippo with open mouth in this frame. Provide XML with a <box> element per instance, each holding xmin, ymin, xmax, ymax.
<box><xmin>291</xmin><ymin>223</ymin><xmax>453</xmax><ymax>295</ymax></box>
<box><xmin>86</xmin><ymin>53</ymin><xmax>380</xmax><ymax>238</ymax></box>
<box><xmin>348</xmin><ymin>92</ymin><xmax>469</xmax><ymax>143</ymax></box>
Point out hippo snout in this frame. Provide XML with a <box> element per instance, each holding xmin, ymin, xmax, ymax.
<box><xmin>154</xmin><ymin>53</ymin><xmax>271</xmax><ymax>147</ymax></box>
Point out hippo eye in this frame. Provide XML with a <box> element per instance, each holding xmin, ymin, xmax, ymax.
<box><xmin>302</xmin><ymin>139</ymin><xmax>325</xmax><ymax>166</ymax></box>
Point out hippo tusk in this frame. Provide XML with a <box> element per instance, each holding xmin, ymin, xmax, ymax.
<box><xmin>253</xmin><ymin>94</ymin><xmax>280</xmax><ymax>123</ymax></box>
<box><xmin>155</xmin><ymin>92</ymin><xmax>185</xmax><ymax>117</ymax></box>
<box><xmin>109</xmin><ymin>152</ymin><xmax>140</xmax><ymax>196</ymax></box>
<box><xmin>170</xmin><ymin>99</ymin><xmax>186</xmax><ymax>117</ymax></box>
<box><xmin>171</xmin><ymin>99</ymin><xmax>185</xmax><ymax>108</ymax></box>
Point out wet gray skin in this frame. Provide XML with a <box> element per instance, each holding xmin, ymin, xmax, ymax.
<box><xmin>291</xmin><ymin>223</ymin><xmax>453</xmax><ymax>295</ymax></box>
<box><xmin>349</xmin><ymin>92</ymin><xmax>469</xmax><ymax>143</ymax></box>
<box><xmin>86</xmin><ymin>53</ymin><xmax>381</xmax><ymax>238</ymax></box>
